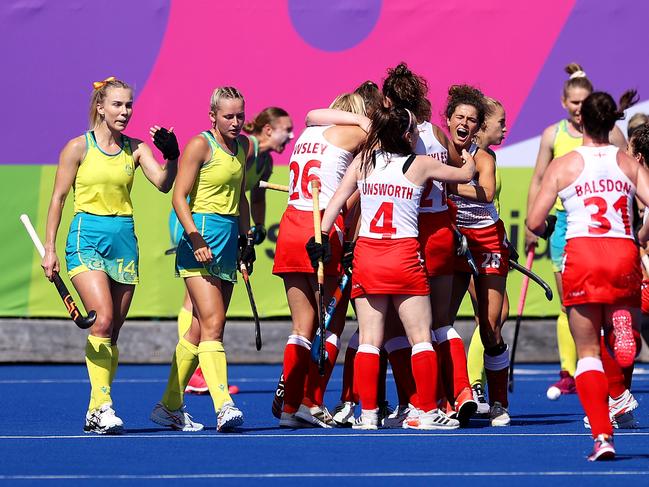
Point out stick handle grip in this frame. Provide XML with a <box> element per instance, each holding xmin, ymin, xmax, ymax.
<box><xmin>311</xmin><ymin>180</ymin><xmax>324</xmax><ymax>285</ymax></box>
<box><xmin>259</xmin><ymin>181</ymin><xmax>289</xmax><ymax>192</ymax></box>
<box><xmin>20</xmin><ymin>214</ymin><xmax>46</xmax><ymax>257</ymax></box>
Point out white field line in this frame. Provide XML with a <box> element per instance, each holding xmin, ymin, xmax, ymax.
<box><xmin>0</xmin><ymin>471</ymin><xmax>648</xmax><ymax>480</ymax></box>
<box><xmin>0</xmin><ymin>432</ymin><xmax>648</xmax><ymax>440</ymax></box>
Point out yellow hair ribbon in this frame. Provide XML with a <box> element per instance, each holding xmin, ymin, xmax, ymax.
<box><xmin>92</xmin><ymin>76</ymin><xmax>116</xmax><ymax>90</ymax></box>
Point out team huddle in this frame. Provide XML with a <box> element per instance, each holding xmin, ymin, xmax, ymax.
<box><xmin>40</xmin><ymin>63</ymin><xmax>649</xmax><ymax>462</ymax></box>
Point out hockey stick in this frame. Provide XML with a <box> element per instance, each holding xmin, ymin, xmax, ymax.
<box><xmin>259</xmin><ymin>181</ymin><xmax>289</xmax><ymax>192</ymax></box>
<box><xmin>508</xmin><ymin>247</ymin><xmax>535</xmax><ymax>392</ymax></box>
<box><xmin>310</xmin><ymin>271</ymin><xmax>350</xmax><ymax>363</ymax></box>
<box><xmin>509</xmin><ymin>259</ymin><xmax>553</xmax><ymax>301</ymax></box>
<box><xmin>311</xmin><ymin>180</ymin><xmax>326</xmax><ymax>376</ymax></box>
<box><xmin>452</xmin><ymin>225</ymin><xmax>479</xmax><ymax>276</ymax></box>
<box><xmin>20</xmin><ymin>214</ymin><xmax>96</xmax><ymax>329</ymax></box>
<box><xmin>240</xmin><ymin>262</ymin><xmax>262</xmax><ymax>351</ymax></box>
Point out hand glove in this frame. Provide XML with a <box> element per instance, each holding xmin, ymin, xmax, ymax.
<box><xmin>238</xmin><ymin>232</ymin><xmax>256</xmax><ymax>274</ymax></box>
<box><xmin>341</xmin><ymin>240</ymin><xmax>355</xmax><ymax>274</ymax></box>
<box><xmin>540</xmin><ymin>215</ymin><xmax>557</xmax><ymax>240</ymax></box>
<box><xmin>506</xmin><ymin>238</ymin><xmax>519</xmax><ymax>262</ymax></box>
<box><xmin>305</xmin><ymin>233</ymin><xmax>331</xmax><ymax>270</ymax></box>
<box><xmin>453</xmin><ymin>228</ymin><xmax>469</xmax><ymax>257</ymax></box>
<box><xmin>153</xmin><ymin>127</ymin><xmax>180</xmax><ymax>160</ymax></box>
<box><xmin>250</xmin><ymin>224</ymin><xmax>267</xmax><ymax>245</ymax></box>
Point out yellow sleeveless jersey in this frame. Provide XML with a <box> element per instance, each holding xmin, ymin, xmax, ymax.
<box><xmin>73</xmin><ymin>131</ymin><xmax>135</xmax><ymax>216</ymax></box>
<box><xmin>189</xmin><ymin>131</ymin><xmax>245</xmax><ymax>215</ymax></box>
<box><xmin>552</xmin><ymin>119</ymin><xmax>582</xmax><ymax>211</ymax></box>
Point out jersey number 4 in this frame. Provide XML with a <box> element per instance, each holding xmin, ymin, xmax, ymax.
<box><xmin>584</xmin><ymin>195</ymin><xmax>631</xmax><ymax>235</ymax></box>
<box><xmin>369</xmin><ymin>202</ymin><xmax>397</xmax><ymax>238</ymax></box>
<box><xmin>289</xmin><ymin>159</ymin><xmax>321</xmax><ymax>201</ymax></box>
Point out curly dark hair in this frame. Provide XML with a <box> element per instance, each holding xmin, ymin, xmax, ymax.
<box><xmin>444</xmin><ymin>84</ymin><xmax>486</xmax><ymax>127</ymax></box>
<box><xmin>382</xmin><ymin>63</ymin><xmax>430</xmax><ymax>122</ymax></box>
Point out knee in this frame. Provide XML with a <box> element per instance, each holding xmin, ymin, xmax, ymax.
<box><xmin>91</xmin><ymin>311</ymin><xmax>114</xmax><ymax>338</ymax></box>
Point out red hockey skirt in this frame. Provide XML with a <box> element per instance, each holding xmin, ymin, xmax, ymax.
<box><xmin>562</xmin><ymin>237</ymin><xmax>641</xmax><ymax>307</ymax></box>
<box><xmin>418</xmin><ymin>210</ymin><xmax>455</xmax><ymax>277</ymax></box>
<box><xmin>351</xmin><ymin>237</ymin><xmax>429</xmax><ymax>298</ymax></box>
<box><xmin>273</xmin><ymin>206</ymin><xmax>344</xmax><ymax>276</ymax></box>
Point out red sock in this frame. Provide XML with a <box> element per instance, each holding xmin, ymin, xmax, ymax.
<box><xmin>600</xmin><ymin>335</ymin><xmax>626</xmax><ymax>399</ymax></box>
<box><xmin>340</xmin><ymin>345</ymin><xmax>357</xmax><ymax>403</ymax></box>
<box><xmin>388</xmin><ymin>347</ymin><xmax>418</xmax><ymax>406</ymax></box>
<box><xmin>304</xmin><ymin>335</ymin><xmax>339</xmax><ymax>406</ymax></box>
<box><xmin>437</xmin><ymin>338</ymin><xmax>471</xmax><ymax>400</ymax></box>
<box><xmin>411</xmin><ymin>343</ymin><xmax>438</xmax><ymax>412</ymax></box>
<box><xmin>282</xmin><ymin>337</ymin><xmax>311</xmax><ymax>414</ymax></box>
<box><xmin>575</xmin><ymin>358</ymin><xmax>612</xmax><ymax>438</ymax></box>
<box><xmin>355</xmin><ymin>345</ymin><xmax>380</xmax><ymax>410</ymax></box>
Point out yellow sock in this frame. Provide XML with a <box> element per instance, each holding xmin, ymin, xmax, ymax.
<box><xmin>198</xmin><ymin>341</ymin><xmax>232</xmax><ymax>412</ymax></box>
<box><xmin>161</xmin><ymin>338</ymin><xmax>199</xmax><ymax>411</ymax></box>
<box><xmin>85</xmin><ymin>335</ymin><xmax>113</xmax><ymax>412</ymax></box>
<box><xmin>177</xmin><ymin>306</ymin><xmax>192</xmax><ymax>339</ymax></box>
<box><xmin>467</xmin><ymin>326</ymin><xmax>486</xmax><ymax>386</ymax></box>
<box><xmin>557</xmin><ymin>310</ymin><xmax>577</xmax><ymax>376</ymax></box>
<box><xmin>109</xmin><ymin>345</ymin><xmax>119</xmax><ymax>385</ymax></box>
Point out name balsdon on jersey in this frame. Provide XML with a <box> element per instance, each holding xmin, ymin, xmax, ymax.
<box><xmin>574</xmin><ymin>178</ymin><xmax>633</xmax><ymax>197</ymax></box>
<box><xmin>360</xmin><ymin>183</ymin><xmax>415</xmax><ymax>200</ymax></box>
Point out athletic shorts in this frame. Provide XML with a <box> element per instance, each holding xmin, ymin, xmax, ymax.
<box><xmin>641</xmin><ymin>280</ymin><xmax>649</xmax><ymax>314</ymax></box>
<box><xmin>65</xmin><ymin>212</ymin><xmax>139</xmax><ymax>284</ymax></box>
<box><xmin>351</xmin><ymin>237</ymin><xmax>429</xmax><ymax>298</ymax></box>
<box><xmin>562</xmin><ymin>237</ymin><xmax>641</xmax><ymax>307</ymax></box>
<box><xmin>272</xmin><ymin>205</ymin><xmax>344</xmax><ymax>276</ymax></box>
<box><xmin>175</xmin><ymin>213</ymin><xmax>238</xmax><ymax>282</ymax></box>
<box><xmin>418</xmin><ymin>210</ymin><xmax>455</xmax><ymax>276</ymax></box>
<box><xmin>455</xmin><ymin>220</ymin><xmax>510</xmax><ymax>277</ymax></box>
<box><xmin>549</xmin><ymin>209</ymin><xmax>567</xmax><ymax>273</ymax></box>
<box><xmin>169</xmin><ymin>209</ymin><xmax>183</xmax><ymax>247</ymax></box>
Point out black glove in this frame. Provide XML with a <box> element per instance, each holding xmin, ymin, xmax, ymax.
<box><xmin>153</xmin><ymin>127</ymin><xmax>180</xmax><ymax>160</ymax></box>
<box><xmin>250</xmin><ymin>224</ymin><xmax>267</xmax><ymax>245</ymax></box>
<box><xmin>506</xmin><ymin>238</ymin><xmax>520</xmax><ymax>262</ymax></box>
<box><xmin>305</xmin><ymin>233</ymin><xmax>331</xmax><ymax>270</ymax></box>
<box><xmin>540</xmin><ymin>215</ymin><xmax>557</xmax><ymax>240</ymax></box>
<box><xmin>341</xmin><ymin>240</ymin><xmax>355</xmax><ymax>274</ymax></box>
<box><xmin>238</xmin><ymin>232</ymin><xmax>256</xmax><ymax>274</ymax></box>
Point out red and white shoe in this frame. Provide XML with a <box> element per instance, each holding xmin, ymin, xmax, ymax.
<box><xmin>588</xmin><ymin>434</ymin><xmax>615</xmax><ymax>461</ymax></box>
<box><xmin>455</xmin><ymin>386</ymin><xmax>478</xmax><ymax>427</ymax></box>
<box><xmin>611</xmin><ymin>311</ymin><xmax>636</xmax><ymax>368</ymax></box>
<box><xmin>185</xmin><ymin>367</ymin><xmax>208</xmax><ymax>394</ymax></box>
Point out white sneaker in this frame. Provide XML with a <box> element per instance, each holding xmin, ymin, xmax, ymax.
<box><xmin>472</xmin><ymin>383</ymin><xmax>490</xmax><ymax>417</ymax></box>
<box><xmin>217</xmin><ymin>402</ymin><xmax>244</xmax><ymax>432</ymax></box>
<box><xmin>295</xmin><ymin>403</ymin><xmax>334</xmax><ymax>428</ymax></box>
<box><xmin>402</xmin><ymin>406</ymin><xmax>421</xmax><ymax>429</ymax></box>
<box><xmin>416</xmin><ymin>409</ymin><xmax>460</xmax><ymax>430</ymax></box>
<box><xmin>331</xmin><ymin>401</ymin><xmax>356</xmax><ymax>427</ymax></box>
<box><xmin>490</xmin><ymin>401</ymin><xmax>511</xmax><ymax>427</ymax></box>
<box><xmin>584</xmin><ymin>390</ymin><xmax>640</xmax><ymax>429</ymax></box>
<box><xmin>383</xmin><ymin>404</ymin><xmax>411</xmax><ymax>429</ymax></box>
<box><xmin>150</xmin><ymin>402</ymin><xmax>204</xmax><ymax>432</ymax></box>
<box><xmin>279</xmin><ymin>411</ymin><xmax>315</xmax><ymax>428</ymax></box>
<box><xmin>609</xmin><ymin>390</ymin><xmax>639</xmax><ymax>417</ymax></box>
<box><xmin>84</xmin><ymin>403</ymin><xmax>124</xmax><ymax>434</ymax></box>
<box><xmin>352</xmin><ymin>409</ymin><xmax>379</xmax><ymax>430</ymax></box>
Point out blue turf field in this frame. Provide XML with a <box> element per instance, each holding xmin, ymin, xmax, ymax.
<box><xmin>0</xmin><ymin>364</ymin><xmax>647</xmax><ymax>486</ymax></box>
